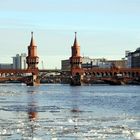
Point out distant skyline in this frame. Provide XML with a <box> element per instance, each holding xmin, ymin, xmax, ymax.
<box><xmin>0</xmin><ymin>0</ymin><xmax>140</xmax><ymax>68</ymax></box>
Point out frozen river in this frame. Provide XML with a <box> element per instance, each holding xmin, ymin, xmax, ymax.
<box><xmin>0</xmin><ymin>84</ymin><xmax>140</xmax><ymax>140</ymax></box>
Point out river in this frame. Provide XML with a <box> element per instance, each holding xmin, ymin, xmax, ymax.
<box><xmin>0</xmin><ymin>84</ymin><xmax>140</xmax><ymax>140</ymax></box>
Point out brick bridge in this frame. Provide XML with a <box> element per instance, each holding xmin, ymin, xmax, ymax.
<box><xmin>0</xmin><ymin>32</ymin><xmax>140</xmax><ymax>86</ymax></box>
<box><xmin>69</xmin><ymin>32</ymin><xmax>140</xmax><ymax>85</ymax></box>
<box><xmin>0</xmin><ymin>32</ymin><xmax>39</xmax><ymax>86</ymax></box>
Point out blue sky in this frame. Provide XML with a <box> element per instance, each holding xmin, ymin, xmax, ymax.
<box><xmin>0</xmin><ymin>0</ymin><xmax>140</xmax><ymax>68</ymax></box>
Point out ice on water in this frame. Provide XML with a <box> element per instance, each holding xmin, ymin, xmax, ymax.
<box><xmin>0</xmin><ymin>84</ymin><xmax>140</xmax><ymax>139</ymax></box>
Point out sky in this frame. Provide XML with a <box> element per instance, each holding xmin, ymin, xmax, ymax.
<box><xmin>0</xmin><ymin>0</ymin><xmax>140</xmax><ymax>69</ymax></box>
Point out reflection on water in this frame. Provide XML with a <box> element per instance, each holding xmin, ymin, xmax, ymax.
<box><xmin>27</xmin><ymin>89</ymin><xmax>38</xmax><ymax>139</ymax></box>
<box><xmin>0</xmin><ymin>84</ymin><xmax>140</xmax><ymax>139</ymax></box>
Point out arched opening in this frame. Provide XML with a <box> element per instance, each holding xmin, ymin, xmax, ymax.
<box><xmin>114</xmin><ymin>72</ymin><xmax>117</xmax><ymax>76</ymax></box>
<box><xmin>105</xmin><ymin>72</ymin><xmax>108</xmax><ymax>77</ymax></box>
<box><xmin>110</xmin><ymin>72</ymin><xmax>112</xmax><ymax>77</ymax></box>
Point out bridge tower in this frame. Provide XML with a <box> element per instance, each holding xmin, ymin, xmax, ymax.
<box><xmin>70</xmin><ymin>32</ymin><xmax>83</xmax><ymax>85</ymax></box>
<box><xmin>26</xmin><ymin>32</ymin><xmax>39</xmax><ymax>69</ymax></box>
<box><xmin>26</xmin><ymin>32</ymin><xmax>39</xmax><ymax>86</ymax></box>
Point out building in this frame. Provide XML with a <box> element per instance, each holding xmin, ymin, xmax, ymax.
<box><xmin>125</xmin><ymin>50</ymin><xmax>131</xmax><ymax>68</ymax></box>
<box><xmin>81</xmin><ymin>57</ymin><xmax>92</xmax><ymax>68</ymax></box>
<box><xmin>13</xmin><ymin>53</ymin><xmax>27</xmax><ymax>69</ymax></box>
<box><xmin>61</xmin><ymin>57</ymin><xmax>126</xmax><ymax>70</ymax></box>
<box><xmin>61</xmin><ymin>57</ymin><xmax>106</xmax><ymax>70</ymax></box>
<box><xmin>61</xmin><ymin>57</ymin><xmax>91</xmax><ymax>70</ymax></box>
<box><xmin>61</xmin><ymin>59</ymin><xmax>71</xmax><ymax>70</ymax></box>
<box><xmin>91</xmin><ymin>58</ymin><xmax>106</xmax><ymax>68</ymax></box>
<box><xmin>20</xmin><ymin>53</ymin><xmax>27</xmax><ymax>69</ymax></box>
<box><xmin>0</xmin><ymin>63</ymin><xmax>13</xmax><ymax>69</ymax></box>
<box><xmin>82</xmin><ymin>57</ymin><xmax>106</xmax><ymax>68</ymax></box>
<box><xmin>13</xmin><ymin>54</ymin><xmax>20</xmax><ymax>69</ymax></box>
<box><xmin>104</xmin><ymin>59</ymin><xmax>127</xmax><ymax>68</ymax></box>
<box><xmin>126</xmin><ymin>48</ymin><xmax>140</xmax><ymax>68</ymax></box>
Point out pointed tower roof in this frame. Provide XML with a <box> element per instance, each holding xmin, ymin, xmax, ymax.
<box><xmin>30</xmin><ymin>32</ymin><xmax>36</xmax><ymax>46</ymax></box>
<box><xmin>73</xmin><ymin>32</ymin><xmax>79</xmax><ymax>47</ymax></box>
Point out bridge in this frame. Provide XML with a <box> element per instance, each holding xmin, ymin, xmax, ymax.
<box><xmin>39</xmin><ymin>69</ymin><xmax>70</xmax><ymax>73</ymax></box>
<box><xmin>83</xmin><ymin>67</ymin><xmax>140</xmax><ymax>77</ymax></box>
<box><xmin>0</xmin><ymin>32</ymin><xmax>39</xmax><ymax>86</ymax></box>
<box><xmin>0</xmin><ymin>32</ymin><xmax>140</xmax><ymax>86</ymax></box>
<box><xmin>69</xmin><ymin>32</ymin><xmax>140</xmax><ymax>85</ymax></box>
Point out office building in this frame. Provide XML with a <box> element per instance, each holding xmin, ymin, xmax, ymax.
<box><xmin>126</xmin><ymin>48</ymin><xmax>140</xmax><ymax>68</ymax></box>
<box><xmin>13</xmin><ymin>53</ymin><xmax>27</xmax><ymax>69</ymax></box>
<box><xmin>0</xmin><ymin>63</ymin><xmax>13</xmax><ymax>69</ymax></box>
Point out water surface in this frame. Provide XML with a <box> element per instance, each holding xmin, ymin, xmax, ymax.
<box><xmin>0</xmin><ymin>84</ymin><xmax>140</xmax><ymax>140</ymax></box>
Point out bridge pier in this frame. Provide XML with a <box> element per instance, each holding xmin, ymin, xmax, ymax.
<box><xmin>70</xmin><ymin>73</ymin><xmax>82</xmax><ymax>86</ymax></box>
<box><xmin>26</xmin><ymin>74</ymin><xmax>40</xmax><ymax>86</ymax></box>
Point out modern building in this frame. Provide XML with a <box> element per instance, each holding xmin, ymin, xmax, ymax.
<box><xmin>81</xmin><ymin>57</ymin><xmax>92</xmax><ymax>68</ymax></box>
<box><xmin>82</xmin><ymin>57</ymin><xmax>107</xmax><ymax>68</ymax></box>
<box><xmin>61</xmin><ymin>57</ymin><xmax>127</xmax><ymax>70</ymax></box>
<box><xmin>62</xmin><ymin>57</ymin><xmax>91</xmax><ymax>70</ymax></box>
<box><xmin>61</xmin><ymin>59</ymin><xmax>71</xmax><ymax>70</ymax></box>
<box><xmin>20</xmin><ymin>53</ymin><xmax>27</xmax><ymax>69</ymax></box>
<box><xmin>61</xmin><ymin>57</ymin><xmax>105</xmax><ymax>70</ymax></box>
<box><xmin>125</xmin><ymin>50</ymin><xmax>132</xmax><ymax>68</ymax></box>
<box><xmin>126</xmin><ymin>48</ymin><xmax>140</xmax><ymax>68</ymax></box>
<box><xmin>91</xmin><ymin>58</ymin><xmax>106</xmax><ymax>68</ymax></box>
<box><xmin>0</xmin><ymin>63</ymin><xmax>13</xmax><ymax>69</ymax></box>
<box><xmin>103</xmin><ymin>59</ymin><xmax>127</xmax><ymax>68</ymax></box>
<box><xmin>12</xmin><ymin>53</ymin><xmax>27</xmax><ymax>69</ymax></box>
